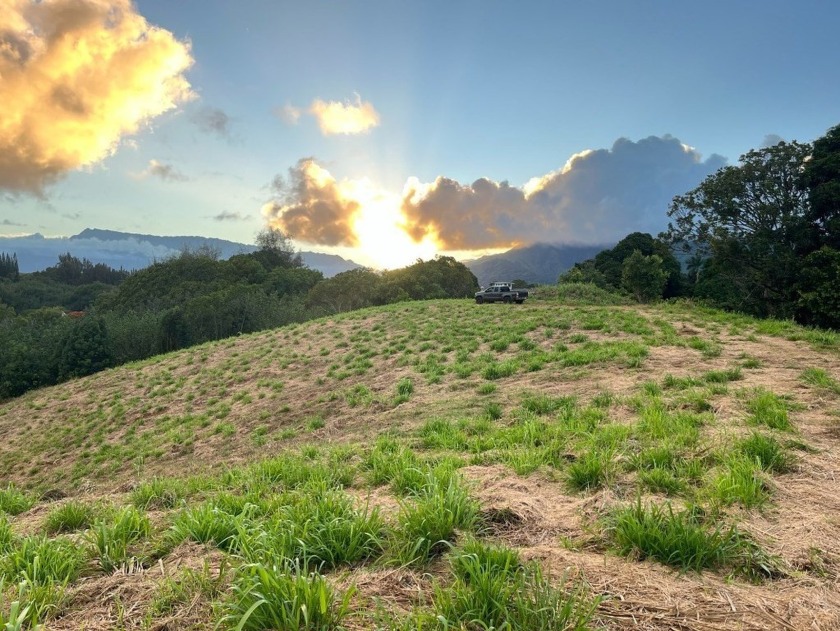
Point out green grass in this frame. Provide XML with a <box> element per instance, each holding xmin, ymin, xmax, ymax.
<box><xmin>1</xmin><ymin>535</ymin><xmax>85</xmax><ymax>584</ymax></box>
<box><xmin>745</xmin><ymin>389</ymin><xmax>793</xmax><ymax>431</ymax></box>
<box><xmin>556</xmin><ymin>282</ymin><xmax>630</xmax><ymax>306</ymax></box>
<box><xmin>800</xmin><ymin>367</ymin><xmax>840</xmax><ymax>394</ymax></box>
<box><xmin>86</xmin><ymin>506</ymin><xmax>152</xmax><ymax>573</ymax></box>
<box><xmin>170</xmin><ymin>502</ymin><xmax>240</xmax><ymax>551</ymax></box>
<box><xmin>391</xmin><ymin>470</ymin><xmax>479</xmax><ymax>564</ymax></box>
<box><xmin>219</xmin><ymin>559</ymin><xmax>354</xmax><ymax>631</ymax></box>
<box><xmin>706</xmin><ymin>456</ymin><xmax>771</xmax><ymax>509</ymax></box>
<box><xmin>566</xmin><ymin>450</ymin><xmax>613</xmax><ymax>492</ymax></box>
<box><xmin>0</xmin><ymin>486</ymin><xmax>34</xmax><ymax>517</ymax></box>
<box><xmin>482</xmin><ymin>360</ymin><xmax>518</xmax><ymax>380</ymax></box>
<box><xmin>44</xmin><ymin>500</ymin><xmax>99</xmax><ymax>535</ymax></box>
<box><xmin>609</xmin><ymin>501</ymin><xmax>764</xmax><ymax>575</ymax></box>
<box><xmin>394</xmin><ymin>377</ymin><xmax>414</xmax><ymax>405</ymax></box>
<box><xmin>736</xmin><ymin>433</ymin><xmax>793</xmax><ymax>473</ymax></box>
<box><xmin>426</xmin><ymin>543</ymin><xmax>598</xmax><ymax>631</ymax></box>
<box><xmin>638</xmin><ymin>467</ymin><xmax>685</xmax><ymax>495</ymax></box>
<box><xmin>145</xmin><ymin>562</ymin><xmax>226</xmax><ymax>621</ymax></box>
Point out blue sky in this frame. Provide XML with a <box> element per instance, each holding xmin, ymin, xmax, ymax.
<box><xmin>2</xmin><ymin>0</ymin><xmax>838</xmax><ymax>268</ymax></box>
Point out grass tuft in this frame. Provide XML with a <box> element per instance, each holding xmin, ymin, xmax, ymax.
<box><xmin>610</xmin><ymin>501</ymin><xmax>763</xmax><ymax>574</ymax></box>
<box><xmin>219</xmin><ymin>559</ymin><xmax>354</xmax><ymax>631</ymax></box>
<box><xmin>746</xmin><ymin>389</ymin><xmax>792</xmax><ymax>431</ymax></box>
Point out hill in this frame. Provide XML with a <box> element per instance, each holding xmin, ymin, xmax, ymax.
<box><xmin>465</xmin><ymin>242</ymin><xmax>609</xmax><ymax>287</ymax></box>
<box><xmin>0</xmin><ymin>228</ymin><xmax>363</xmax><ymax>277</ymax></box>
<box><xmin>0</xmin><ymin>295</ymin><xmax>839</xmax><ymax>629</ymax></box>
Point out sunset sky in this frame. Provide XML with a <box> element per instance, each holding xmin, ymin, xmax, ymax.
<box><xmin>2</xmin><ymin>0</ymin><xmax>839</xmax><ymax>268</ymax></box>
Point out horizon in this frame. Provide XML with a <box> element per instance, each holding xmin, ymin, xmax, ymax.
<box><xmin>2</xmin><ymin>1</ymin><xmax>839</xmax><ymax>269</ymax></box>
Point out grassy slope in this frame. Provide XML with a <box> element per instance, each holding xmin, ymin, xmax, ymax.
<box><xmin>1</xmin><ymin>294</ymin><xmax>840</xmax><ymax>629</ymax></box>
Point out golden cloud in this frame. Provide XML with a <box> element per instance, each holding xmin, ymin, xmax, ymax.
<box><xmin>0</xmin><ymin>0</ymin><xmax>194</xmax><ymax>194</ymax></box>
<box><xmin>262</xmin><ymin>159</ymin><xmax>361</xmax><ymax>247</ymax></box>
<box><xmin>309</xmin><ymin>94</ymin><xmax>380</xmax><ymax>136</ymax></box>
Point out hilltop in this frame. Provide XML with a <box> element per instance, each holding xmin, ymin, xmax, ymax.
<box><xmin>0</xmin><ymin>294</ymin><xmax>839</xmax><ymax>630</ymax></box>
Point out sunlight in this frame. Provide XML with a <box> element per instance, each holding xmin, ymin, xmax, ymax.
<box><xmin>347</xmin><ymin>180</ymin><xmax>439</xmax><ymax>269</ymax></box>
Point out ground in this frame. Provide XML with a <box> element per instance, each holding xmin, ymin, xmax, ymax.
<box><xmin>0</xmin><ymin>294</ymin><xmax>838</xmax><ymax>630</ymax></box>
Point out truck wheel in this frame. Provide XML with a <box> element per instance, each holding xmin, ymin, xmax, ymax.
<box><xmin>475</xmin><ymin>296</ymin><xmax>483</xmax><ymax>304</ymax></box>
<box><xmin>516</xmin><ymin>300</ymin><xmax>524</xmax><ymax>304</ymax></box>
<box><xmin>503</xmin><ymin>295</ymin><xmax>512</xmax><ymax>303</ymax></box>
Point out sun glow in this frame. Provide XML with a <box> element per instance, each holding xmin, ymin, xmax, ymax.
<box><xmin>348</xmin><ymin>181</ymin><xmax>439</xmax><ymax>269</ymax></box>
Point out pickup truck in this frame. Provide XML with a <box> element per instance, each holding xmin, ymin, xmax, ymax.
<box><xmin>474</xmin><ymin>282</ymin><xmax>528</xmax><ymax>304</ymax></box>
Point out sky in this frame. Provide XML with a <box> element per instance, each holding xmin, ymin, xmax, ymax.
<box><xmin>1</xmin><ymin>0</ymin><xmax>839</xmax><ymax>269</ymax></box>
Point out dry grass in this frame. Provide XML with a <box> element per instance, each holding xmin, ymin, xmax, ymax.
<box><xmin>0</xmin><ymin>298</ymin><xmax>839</xmax><ymax>629</ymax></box>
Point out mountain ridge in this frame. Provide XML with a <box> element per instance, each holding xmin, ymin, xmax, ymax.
<box><xmin>0</xmin><ymin>228</ymin><xmax>363</xmax><ymax>277</ymax></box>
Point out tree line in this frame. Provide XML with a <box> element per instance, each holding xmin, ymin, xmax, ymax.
<box><xmin>0</xmin><ymin>233</ymin><xmax>479</xmax><ymax>399</ymax></box>
<box><xmin>560</xmin><ymin>123</ymin><xmax>840</xmax><ymax>328</ymax></box>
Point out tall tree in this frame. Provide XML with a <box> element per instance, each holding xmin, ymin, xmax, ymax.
<box><xmin>0</xmin><ymin>253</ymin><xmax>18</xmax><ymax>281</ymax></box>
<box><xmin>803</xmin><ymin>123</ymin><xmax>840</xmax><ymax>250</ymax></box>
<box><xmin>666</xmin><ymin>140</ymin><xmax>811</xmax><ymax>318</ymax></box>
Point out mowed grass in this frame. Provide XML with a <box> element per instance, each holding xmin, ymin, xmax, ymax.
<box><xmin>0</xmin><ymin>292</ymin><xmax>833</xmax><ymax>628</ymax></box>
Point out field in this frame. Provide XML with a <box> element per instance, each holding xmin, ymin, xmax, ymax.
<box><xmin>1</xmin><ymin>291</ymin><xmax>839</xmax><ymax>630</ymax></box>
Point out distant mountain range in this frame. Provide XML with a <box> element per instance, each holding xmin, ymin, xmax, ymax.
<box><xmin>0</xmin><ymin>228</ymin><xmax>609</xmax><ymax>286</ymax></box>
<box><xmin>0</xmin><ymin>229</ymin><xmax>363</xmax><ymax>278</ymax></box>
<box><xmin>464</xmin><ymin>242</ymin><xmax>610</xmax><ymax>287</ymax></box>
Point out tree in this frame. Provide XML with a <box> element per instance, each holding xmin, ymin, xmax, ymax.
<box><xmin>593</xmin><ymin>232</ymin><xmax>683</xmax><ymax>297</ymax></box>
<box><xmin>796</xmin><ymin>247</ymin><xmax>840</xmax><ymax>329</ymax></box>
<box><xmin>254</xmin><ymin>227</ymin><xmax>303</xmax><ymax>270</ymax></box>
<box><xmin>56</xmin><ymin>317</ymin><xmax>113</xmax><ymax>380</ymax></box>
<box><xmin>666</xmin><ymin>140</ymin><xmax>811</xmax><ymax>318</ymax></box>
<box><xmin>803</xmin><ymin>123</ymin><xmax>840</xmax><ymax>250</ymax></box>
<box><xmin>558</xmin><ymin>260</ymin><xmax>608</xmax><ymax>287</ymax></box>
<box><xmin>306</xmin><ymin>268</ymin><xmax>383</xmax><ymax>314</ymax></box>
<box><xmin>0</xmin><ymin>253</ymin><xmax>18</xmax><ymax>281</ymax></box>
<box><xmin>621</xmin><ymin>250</ymin><xmax>668</xmax><ymax>303</ymax></box>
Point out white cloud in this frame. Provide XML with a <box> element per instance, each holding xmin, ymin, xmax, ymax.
<box><xmin>139</xmin><ymin>159</ymin><xmax>189</xmax><ymax>182</ymax></box>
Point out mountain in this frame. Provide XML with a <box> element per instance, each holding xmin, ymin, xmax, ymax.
<box><xmin>0</xmin><ymin>229</ymin><xmax>362</xmax><ymax>277</ymax></box>
<box><xmin>465</xmin><ymin>242</ymin><xmax>609</xmax><ymax>287</ymax></box>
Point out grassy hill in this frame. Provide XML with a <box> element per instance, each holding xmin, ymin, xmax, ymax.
<box><xmin>1</xmin><ymin>291</ymin><xmax>839</xmax><ymax>629</ymax></box>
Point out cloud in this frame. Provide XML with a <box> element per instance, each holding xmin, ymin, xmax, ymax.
<box><xmin>211</xmin><ymin>210</ymin><xmax>247</xmax><ymax>222</ymax></box>
<box><xmin>262</xmin><ymin>159</ymin><xmax>361</xmax><ymax>246</ymax></box>
<box><xmin>402</xmin><ymin>135</ymin><xmax>726</xmax><ymax>249</ymax></box>
<box><xmin>1</xmin><ymin>219</ymin><xmax>25</xmax><ymax>227</ymax></box>
<box><xmin>265</xmin><ymin>136</ymin><xmax>725</xmax><ymax>252</ymax></box>
<box><xmin>308</xmin><ymin>94</ymin><xmax>380</xmax><ymax>135</ymax></box>
<box><xmin>0</xmin><ymin>0</ymin><xmax>194</xmax><ymax>195</ymax></box>
<box><xmin>142</xmin><ymin>159</ymin><xmax>188</xmax><ymax>182</ymax></box>
<box><xmin>761</xmin><ymin>134</ymin><xmax>784</xmax><ymax>148</ymax></box>
<box><xmin>275</xmin><ymin>103</ymin><xmax>302</xmax><ymax>125</ymax></box>
<box><xmin>192</xmin><ymin>107</ymin><xmax>231</xmax><ymax>138</ymax></box>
